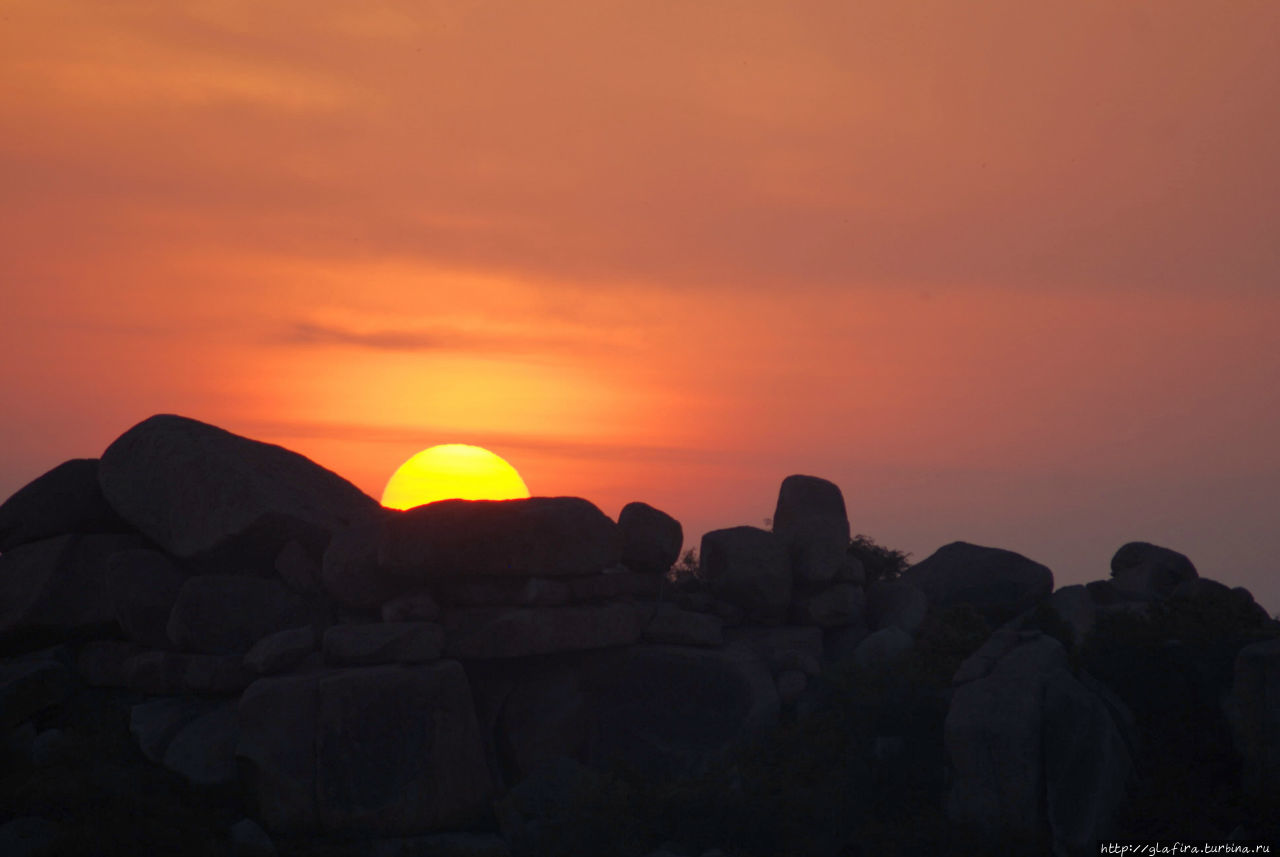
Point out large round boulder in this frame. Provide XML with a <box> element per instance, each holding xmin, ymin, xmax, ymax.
<box><xmin>379</xmin><ymin>497</ymin><xmax>620</xmax><ymax>579</ymax></box>
<box><xmin>903</xmin><ymin>541</ymin><xmax>1053</xmax><ymax>622</ymax></box>
<box><xmin>0</xmin><ymin>459</ymin><xmax>130</xmax><ymax>552</ymax></box>
<box><xmin>771</xmin><ymin>475</ymin><xmax>851</xmax><ymax>584</ymax></box>
<box><xmin>617</xmin><ymin>501</ymin><xmax>682</xmax><ymax>575</ymax></box>
<box><xmin>98</xmin><ymin>415</ymin><xmax>379</xmax><ymax>566</ymax></box>
<box><xmin>1109</xmin><ymin>541</ymin><xmax>1197</xmax><ymax>601</ymax></box>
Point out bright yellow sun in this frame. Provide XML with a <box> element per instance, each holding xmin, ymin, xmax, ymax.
<box><xmin>381</xmin><ymin>444</ymin><xmax>531</xmax><ymax>510</ymax></box>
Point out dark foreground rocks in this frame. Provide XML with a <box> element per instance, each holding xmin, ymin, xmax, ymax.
<box><xmin>2</xmin><ymin>414</ymin><xmax>1279</xmax><ymax>855</ymax></box>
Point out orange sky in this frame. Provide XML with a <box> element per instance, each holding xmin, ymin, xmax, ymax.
<box><xmin>2</xmin><ymin>1</ymin><xmax>1278</xmax><ymax>609</ymax></box>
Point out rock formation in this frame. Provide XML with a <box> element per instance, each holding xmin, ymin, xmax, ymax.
<box><xmin>1</xmin><ymin>413</ymin><xmax>1277</xmax><ymax>855</ymax></box>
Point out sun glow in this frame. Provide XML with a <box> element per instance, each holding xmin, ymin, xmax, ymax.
<box><xmin>381</xmin><ymin>444</ymin><xmax>531</xmax><ymax>509</ymax></box>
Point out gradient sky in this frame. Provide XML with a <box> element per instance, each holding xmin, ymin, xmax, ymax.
<box><xmin>3</xmin><ymin>2</ymin><xmax>1278</xmax><ymax>610</ymax></box>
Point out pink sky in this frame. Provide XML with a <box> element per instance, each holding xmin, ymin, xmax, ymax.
<box><xmin>3</xmin><ymin>2</ymin><xmax>1278</xmax><ymax>610</ymax></box>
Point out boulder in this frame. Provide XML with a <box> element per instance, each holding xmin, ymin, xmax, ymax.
<box><xmin>946</xmin><ymin>633</ymin><xmax>1131</xmax><ymax>855</ymax></box>
<box><xmin>726</xmin><ymin>625</ymin><xmax>824</xmax><ymax>677</ymax></box>
<box><xmin>105</xmin><ymin>549</ymin><xmax>188</xmax><ymax>649</ymax></box>
<box><xmin>230</xmin><ymin>818</ymin><xmax>277</xmax><ymax>857</ymax></box>
<box><xmin>162</xmin><ymin>699</ymin><xmax>239</xmax><ymax>786</ymax></box>
<box><xmin>275</xmin><ymin>540</ymin><xmax>322</xmax><ymax>594</ymax></box>
<box><xmin>699</xmin><ymin>527</ymin><xmax>791</xmax><ymax>622</ymax></box>
<box><xmin>130</xmin><ymin>696</ymin><xmax>216</xmax><ymax>764</ymax></box>
<box><xmin>775</xmin><ymin>669</ymin><xmax>808</xmax><ymax>704</ymax></box>
<box><xmin>237</xmin><ymin>662</ymin><xmax>493</xmax><ymax>834</ymax></box>
<box><xmin>471</xmin><ymin>643</ymin><xmax>779</xmax><ymax>786</ymax></box>
<box><xmin>618</xmin><ymin>502</ymin><xmax>683</xmax><ymax>575</ymax></box>
<box><xmin>771</xmin><ymin>475</ymin><xmax>851</xmax><ymax>584</ymax></box>
<box><xmin>852</xmin><ymin>626</ymin><xmax>914</xmax><ymax>671</ymax></box>
<box><xmin>1109</xmin><ymin>541</ymin><xmax>1197</xmax><ymax>600</ymax></box>
<box><xmin>1224</xmin><ymin>638</ymin><xmax>1280</xmax><ymax>797</ymax></box>
<box><xmin>643</xmin><ymin>604</ymin><xmax>724</xmax><ymax>647</ymax></box>
<box><xmin>167</xmin><ymin>574</ymin><xmax>321</xmax><ymax>655</ymax></box>
<box><xmin>1045</xmin><ymin>585</ymin><xmax>1096</xmax><ymax>646</ymax></box>
<box><xmin>0</xmin><ymin>651</ymin><xmax>75</xmax><ymax>730</ymax></box>
<box><xmin>98</xmin><ymin>414</ymin><xmax>379</xmax><ymax>564</ymax></box>
<box><xmin>903</xmin><ymin>541</ymin><xmax>1053</xmax><ymax>622</ymax></box>
<box><xmin>0</xmin><ymin>533</ymin><xmax>148</xmax><ymax>646</ymax></box>
<box><xmin>865</xmin><ymin>579</ymin><xmax>928</xmax><ymax>635</ymax></box>
<box><xmin>323</xmin><ymin>623</ymin><xmax>444</xmax><ymax>666</ymax></box>
<box><xmin>565</xmin><ymin>571</ymin><xmax>662</xmax><ymax>602</ymax></box>
<box><xmin>1043</xmin><ymin>670</ymin><xmax>1133</xmax><ymax>856</ymax></box>
<box><xmin>123</xmin><ymin>650</ymin><xmax>252</xmax><ymax>695</ymax></box>
<box><xmin>946</xmin><ymin>634</ymin><xmax>1067</xmax><ymax>844</ymax></box>
<box><xmin>382</xmin><ymin>590</ymin><xmax>443</xmax><ymax>622</ymax></box>
<box><xmin>790</xmin><ymin>582</ymin><xmax>864</xmax><ymax>627</ymax></box>
<box><xmin>0</xmin><ymin>458</ymin><xmax>131</xmax><ymax>551</ymax></box>
<box><xmin>244</xmin><ymin>626</ymin><xmax>317</xmax><ymax>675</ymax></box>
<box><xmin>436</xmin><ymin>577</ymin><xmax>571</xmax><ymax>608</ymax></box>
<box><xmin>379</xmin><ymin>497</ymin><xmax>620</xmax><ymax>579</ymax></box>
<box><xmin>0</xmin><ymin>817</ymin><xmax>59</xmax><ymax>857</ymax></box>
<box><xmin>444</xmin><ymin>603</ymin><xmax>647</xmax><ymax>659</ymax></box>
<box><xmin>77</xmin><ymin>639</ymin><xmax>144</xmax><ymax>687</ymax></box>
<box><xmin>322</xmin><ymin>518</ymin><xmax>403</xmax><ymax>610</ymax></box>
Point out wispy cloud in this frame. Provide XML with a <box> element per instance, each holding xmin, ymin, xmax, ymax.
<box><xmin>278</xmin><ymin>321</ymin><xmax>580</xmax><ymax>358</ymax></box>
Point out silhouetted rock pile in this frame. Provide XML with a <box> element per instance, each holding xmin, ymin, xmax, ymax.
<box><xmin>2</xmin><ymin>414</ymin><xmax>1278</xmax><ymax>856</ymax></box>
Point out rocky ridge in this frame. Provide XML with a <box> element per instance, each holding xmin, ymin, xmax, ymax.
<box><xmin>1</xmin><ymin>414</ymin><xmax>1278</xmax><ymax>856</ymax></box>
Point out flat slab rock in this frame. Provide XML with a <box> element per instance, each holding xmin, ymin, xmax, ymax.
<box><xmin>444</xmin><ymin>603</ymin><xmax>649</xmax><ymax>659</ymax></box>
<box><xmin>379</xmin><ymin>497</ymin><xmax>620</xmax><ymax>579</ymax></box>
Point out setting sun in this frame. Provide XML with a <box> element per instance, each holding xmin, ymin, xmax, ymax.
<box><xmin>381</xmin><ymin>444</ymin><xmax>531</xmax><ymax>510</ymax></box>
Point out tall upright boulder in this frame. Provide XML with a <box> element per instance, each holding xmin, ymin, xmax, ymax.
<box><xmin>904</xmin><ymin>541</ymin><xmax>1053</xmax><ymax>623</ymax></box>
<box><xmin>379</xmin><ymin>497</ymin><xmax>620</xmax><ymax>579</ymax></box>
<box><xmin>771</xmin><ymin>475</ymin><xmax>851</xmax><ymax>584</ymax></box>
<box><xmin>1225</xmin><ymin>638</ymin><xmax>1280</xmax><ymax>798</ymax></box>
<box><xmin>98</xmin><ymin>415</ymin><xmax>379</xmax><ymax>567</ymax></box>
<box><xmin>0</xmin><ymin>458</ymin><xmax>130</xmax><ymax>552</ymax></box>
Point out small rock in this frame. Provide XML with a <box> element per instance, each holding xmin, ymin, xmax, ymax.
<box><xmin>790</xmin><ymin>582</ymin><xmax>865</xmax><ymax>627</ymax></box>
<box><xmin>381</xmin><ymin>590</ymin><xmax>443</xmax><ymax>622</ymax></box>
<box><xmin>230</xmin><ymin>817</ymin><xmax>277</xmax><ymax>857</ymax></box>
<box><xmin>162</xmin><ymin>700</ymin><xmax>239</xmax><ymax>786</ymax></box>
<box><xmin>244</xmin><ymin>626</ymin><xmax>317</xmax><ymax>675</ymax></box>
<box><xmin>865</xmin><ymin>579</ymin><xmax>928</xmax><ymax>634</ymax></box>
<box><xmin>323</xmin><ymin>623</ymin><xmax>444</xmax><ymax>666</ymax></box>
<box><xmin>644</xmin><ymin>604</ymin><xmax>724</xmax><ymax>647</ymax></box>
<box><xmin>853</xmin><ymin>626</ymin><xmax>914</xmax><ymax>671</ymax></box>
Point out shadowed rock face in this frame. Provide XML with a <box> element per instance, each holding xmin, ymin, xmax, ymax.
<box><xmin>904</xmin><ymin>541</ymin><xmax>1053</xmax><ymax>622</ymax></box>
<box><xmin>379</xmin><ymin>497</ymin><xmax>620</xmax><ymax>579</ymax></box>
<box><xmin>699</xmin><ymin>526</ymin><xmax>791</xmax><ymax>622</ymax></box>
<box><xmin>98</xmin><ymin>414</ymin><xmax>379</xmax><ymax>564</ymax></box>
<box><xmin>0</xmin><ymin>459</ymin><xmax>130</xmax><ymax>552</ymax></box>
<box><xmin>237</xmin><ymin>662</ymin><xmax>493</xmax><ymax>835</ymax></box>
